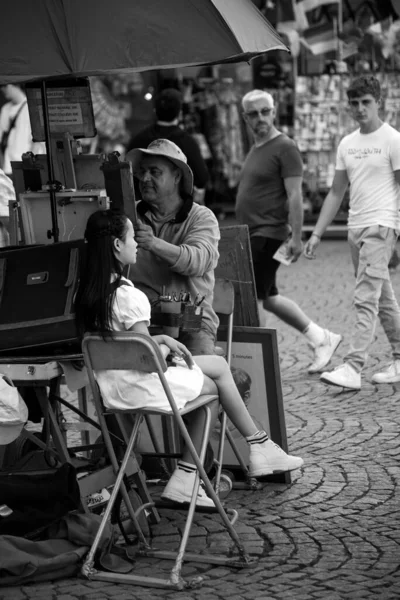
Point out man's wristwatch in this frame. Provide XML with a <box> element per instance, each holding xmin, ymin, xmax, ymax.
<box><xmin>311</xmin><ymin>232</ymin><xmax>321</xmax><ymax>239</ymax></box>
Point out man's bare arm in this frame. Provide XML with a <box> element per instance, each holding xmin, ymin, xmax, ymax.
<box><xmin>304</xmin><ymin>169</ymin><xmax>349</xmax><ymax>259</ymax></box>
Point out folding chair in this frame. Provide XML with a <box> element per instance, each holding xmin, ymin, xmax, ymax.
<box><xmin>212</xmin><ymin>278</ymin><xmax>260</xmax><ymax>494</ymax></box>
<box><xmin>81</xmin><ymin>331</ymin><xmax>251</xmax><ymax>590</ymax></box>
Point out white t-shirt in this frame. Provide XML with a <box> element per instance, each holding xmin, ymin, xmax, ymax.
<box><xmin>336</xmin><ymin>122</ymin><xmax>400</xmax><ymax>230</ymax></box>
<box><xmin>96</xmin><ymin>277</ymin><xmax>204</xmax><ymax>411</ymax></box>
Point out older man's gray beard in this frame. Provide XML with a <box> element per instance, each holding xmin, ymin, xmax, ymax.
<box><xmin>254</xmin><ymin>123</ymin><xmax>272</xmax><ymax>138</ymax></box>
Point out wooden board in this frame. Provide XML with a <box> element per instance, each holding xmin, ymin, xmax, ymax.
<box><xmin>216</xmin><ymin>225</ymin><xmax>259</xmax><ymax>327</ymax></box>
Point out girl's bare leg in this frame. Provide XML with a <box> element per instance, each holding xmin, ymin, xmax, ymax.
<box><xmin>194</xmin><ymin>355</ymin><xmax>258</xmax><ymax>437</ymax></box>
<box><xmin>181</xmin><ymin>356</ymin><xmax>259</xmax><ymax>464</ymax></box>
<box><xmin>181</xmin><ymin>388</ymin><xmax>219</xmax><ymax>464</ymax></box>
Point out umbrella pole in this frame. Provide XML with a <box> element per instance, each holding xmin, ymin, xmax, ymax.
<box><xmin>40</xmin><ymin>79</ymin><xmax>59</xmax><ymax>243</ymax></box>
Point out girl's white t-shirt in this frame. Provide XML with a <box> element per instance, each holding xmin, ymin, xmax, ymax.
<box><xmin>336</xmin><ymin>123</ymin><xmax>400</xmax><ymax>230</ymax></box>
<box><xmin>95</xmin><ymin>277</ymin><xmax>204</xmax><ymax>411</ymax></box>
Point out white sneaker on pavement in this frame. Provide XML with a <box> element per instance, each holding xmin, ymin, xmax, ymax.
<box><xmin>308</xmin><ymin>330</ymin><xmax>342</xmax><ymax>374</ymax></box>
<box><xmin>371</xmin><ymin>360</ymin><xmax>400</xmax><ymax>384</ymax></box>
<box><xmin>320</xmin><ymin>363</ymin><xmax>361</xmax><ymax>390</ymax></box>
<box><xmin>161</xmin><ymin>467</ymin><xmax>214</xmax><ymax>508</ymax></box>
<box><xmin>248</xmin><ymin>439</ymin><xmax>304</xmax><ymax>477</ymax></box>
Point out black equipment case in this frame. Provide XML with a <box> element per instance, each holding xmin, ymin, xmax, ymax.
<box><xmin>0</xmin><ymin>240</ymin><xmax>85</xmax><ymax>354</ymax></box>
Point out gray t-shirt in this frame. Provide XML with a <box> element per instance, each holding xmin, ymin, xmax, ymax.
<box><xmin>235</xmin><ymin>134</ymin><xmax>303</xmax><ymax>240</ymax></box>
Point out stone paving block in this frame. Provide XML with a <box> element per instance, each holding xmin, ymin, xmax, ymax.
<box><xmin>83</xmin><ymin>582</ymin><xmax>115</xmax><ymax>589</ymax></box>
<box><xmin>0</xmin><ymin>592</ymin><xmax>27</xmax><ymax>600</ymax></box>
<box><xmin>6</xmin><ymin>241</ymin><xmax>400</xmax><ymax>600</ymax></box>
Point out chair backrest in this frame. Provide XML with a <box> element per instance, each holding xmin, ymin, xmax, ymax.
<box><xmin>213</xmin><ymin>278</ymin><xmax>234</xmax><ymax>316</ymax></box>
<box><xmin>213</xmin><ymin>278</ymin><xmax>234</xmax><ymax>368</ymax></box>
<box><xmin>82</xmin><ymin>332</ymin><xmax>168</xmax><ymax>373</ymax></box>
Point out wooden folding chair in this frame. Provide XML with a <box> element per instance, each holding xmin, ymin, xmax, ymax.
<box><xmin>81</xmin><ymin>331</ymin><xmax>251</xmax><ymax>590</ymax></box>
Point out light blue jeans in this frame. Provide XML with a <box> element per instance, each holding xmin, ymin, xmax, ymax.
<box><xmin>346</xmin><ymin>225</ymin><xmax>400</xmax><ymax>372</ymax></box>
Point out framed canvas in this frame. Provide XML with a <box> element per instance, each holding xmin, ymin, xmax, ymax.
<box><xmin>213</xmin><ymin>326</ymin><xmax>290</xmax><ymax>484</ymax></box>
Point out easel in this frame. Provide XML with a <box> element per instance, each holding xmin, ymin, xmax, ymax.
<box><xmin>10</xmin><ymin>77</ymin><xmax>137</xmax><ymax>245</ymax></box>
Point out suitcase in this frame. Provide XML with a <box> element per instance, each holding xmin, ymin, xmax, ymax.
<box><xmin>0</xmin><ymin>240</ymin><xmax>85</xmax><ymax>354</ymax></box>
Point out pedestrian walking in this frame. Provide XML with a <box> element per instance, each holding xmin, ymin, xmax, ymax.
<box><xmin>236</xmin><ymin>89</ymin><xmax>341</xmax><ymax>374</ymax></box>
<box><xmin>305</xmin><ymin>75</ymin><xmax>400</xmax><ymax>390</ymax></box>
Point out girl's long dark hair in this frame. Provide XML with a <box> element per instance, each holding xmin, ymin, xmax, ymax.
<box><xmin>75</xmin><ymin>210</ymin><xmax>128</xmax><ymax>336</ymax></box>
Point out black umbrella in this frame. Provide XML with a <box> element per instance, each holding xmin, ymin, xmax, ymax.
<box><xmin>0</xmin><ymin>0</ymin><xmax>287</xmax><ymax>241</ymax></box>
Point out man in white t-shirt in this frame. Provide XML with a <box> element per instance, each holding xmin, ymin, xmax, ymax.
<box><xmin>305</xmin><ymin>75</ymin><xmax>400</xmax><ymax>390</ymax></box>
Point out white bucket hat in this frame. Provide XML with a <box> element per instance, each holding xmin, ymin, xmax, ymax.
<box><xmin>0</xmin><ymin>375</ymin><xmax>28</xmax><ymax>445</ymax></box>
<box><xmin>126</xmin><ymin>139</ymin><xmax>194</xmax><ymax>195</ymax></box>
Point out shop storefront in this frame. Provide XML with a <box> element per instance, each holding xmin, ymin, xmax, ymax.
<box><xmin>84</xmin><ymin>1</ymin><xmax>400</xmax><ymax>222</ymax></box>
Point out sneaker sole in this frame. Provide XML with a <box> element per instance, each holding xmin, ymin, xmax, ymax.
<box><xmin>319</xmin><ymin>374</ymin><xmax>360</xmax><ymax>390</ymax></box>
<box><xmin>249</xmin><ymin>462</ymin><xmax>303</xmax><ymax>477</ymax></box>
<box><xmin>161</xmin><ymin>491</ymin><xmax>214</xmax><ymax>508</ymax></box>
<box><xmin>371</xmin><ymin>376</ymin><xmax>400</xmax><ymax>384</ymax></box>
<box><xmin>308</xmin><ymin>335</ymin><xmax>343</xmax><ymax>374</ymax></box>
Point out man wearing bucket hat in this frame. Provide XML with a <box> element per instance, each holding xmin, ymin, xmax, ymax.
<box><xmin>126</xmin><ymin>138</ymin><xmax>220</xmax><ymax>355</ymax></box>
<box><xmin>126</xmin><ymin>88</ymin><xmax>209</xmax><ymax>192</ymax></box>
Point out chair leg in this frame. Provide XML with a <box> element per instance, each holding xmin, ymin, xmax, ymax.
<box><xmin>144</xmin><ymin>405</ymin><xmax>250</xmax><ymax>588</ymax></box>
<box><xmin>224</xmin><ymin>427</ymin><xmax>250</xmax><ymax>475</ymax></box>
<box><xmin>82</xmin><ymin>414</ymin><xmax>151</xmax><ymax>577</ymax></box>
<box><xmin>214</xmin><ymin>410</ymin><xmax>228</xmax><ymax>495</ymax></box>
<box><xmin>115</xmin><ymin>414</ymin><xmax>160</xmax><ymax>524</ymax></box>
<box><xmin>168</xmin><ymin>404</ymin><xmax>215</xmax><ymax>586</ymax></box>
<box><xmin>175</xmin><ymin>407</ymin><xmax>249</xmax><ymax>556</ymax></box>
<box><xmin>215</xmin><ymin>415</ymin><xmax>261</xmax><ymax>492</ymax></box>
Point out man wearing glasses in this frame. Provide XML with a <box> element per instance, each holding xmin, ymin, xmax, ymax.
<box><xmin>236</xmin><ymin>89</ymin><xmax>341</xmax><ymax>375</ymax></box>
<box><xmin>305</xmin><ymin>75</ymin><xmax>400</xmax><ymax>389</ymax></box>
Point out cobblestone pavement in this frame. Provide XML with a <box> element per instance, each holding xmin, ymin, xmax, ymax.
<box><xmin>1</xmin><ymin>240</ymin><xmax>400</xmax><ymax>600</ymax></box>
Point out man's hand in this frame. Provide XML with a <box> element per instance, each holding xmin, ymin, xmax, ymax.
<box><xmin>288</xmin><ymin>238</ymin><xmax>303</xmax><ymax>263</ymax></box>
<box><xmin>304</xmin><ymin>233</ymin><xmax>320</xmax><ymax>260</ymax></box>
<box><xmin>135</xmin><ymin>221</ymin><xmax>156</xmax><ymax>252</ymax></box>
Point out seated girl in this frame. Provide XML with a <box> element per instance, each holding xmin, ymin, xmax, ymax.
<box><xmin>75</xmin><ymin>210</ymin><xmax>303</xmax><ymax>507</ymax></box>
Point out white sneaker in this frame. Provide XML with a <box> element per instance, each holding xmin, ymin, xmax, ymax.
<box><xmin>371</xmin><ymin>360</ymin><xmax>400</xmax><ymax>384</ymax></box>
<box><xmin>308</xmin><ymin>330</ymin><xmax>342</xmax><ymax>374</ymax></box>
<box><xmin>248</xmin><ymin>439</ymin><xmax>304</xmax><ymax>477</ymax></box>
<box><xmin>161</xmin><ymin>467</ymin><xmax>214</xmax><ymax>508</ymax></box>
<box><xmin>320</xmin><ymin>363</ymin><xmax>361</xmax><ymax>390</ymax></box>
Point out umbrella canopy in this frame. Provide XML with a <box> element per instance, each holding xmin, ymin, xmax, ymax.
<box><xmin>0</xmin><ymin>0</ymin><xmax>287</xmax><ymax>84</ymax></box>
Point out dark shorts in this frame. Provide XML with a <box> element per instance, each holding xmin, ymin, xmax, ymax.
<box><xmin>250</xmin><ymin>235</ymin><xmax>282</xmax><ymax>299</ymax></box>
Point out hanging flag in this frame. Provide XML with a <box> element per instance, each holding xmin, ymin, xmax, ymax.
<box><xmin>275</xmin><ymin>0</ymin><xmax>302</xmax><ymax>56</ymax></box>
<box><xmin>300</xmin><ymin>22</ymin><xmax>337</xmax><ymax>54</ymax></box>
<box><xmin>294</xmin><ymin>1</ymin><xmax>310</xmax><ymax>30</ymax></box>
<box><xmin>275</xmin><ymin>0</ymin><xmax>297</xmax><ymax>31</ymax></box>
<box><xmin>341</xmin><ymin>40</ymin><xmax>359</xmax><ymax>59</ymax></box>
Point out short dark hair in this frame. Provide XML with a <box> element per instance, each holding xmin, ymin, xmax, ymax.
<box><xmin>347</xmin><ymin>75</ymin><xmax>381</xmax><ymax>101</ymax></box>
<box><xmin>231</xmin><ymin>367</ymin><xmax>252</xmax><ymax>399</ymax></box>
<box><xmin>155</xmin><ymin>88</ymin><xmax>182</xmax><ymax>121</ymax></box>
